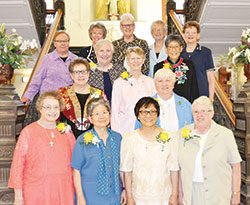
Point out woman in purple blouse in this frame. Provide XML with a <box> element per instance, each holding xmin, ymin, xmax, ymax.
<box><xmin>21</xmin><ymin>31</ymin><xmax>77</xmax><ymax>105</ymax></box>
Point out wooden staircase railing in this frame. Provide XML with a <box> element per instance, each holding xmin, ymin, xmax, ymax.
<box><xmin>168</xmin><ymin>9</ymin><xmax>236</xmax><ymax>127</ymax></box>
<box><xmin>21</xmin><ymin>9</ymin><xmax>63</xmax><ymax>103</ymax></box>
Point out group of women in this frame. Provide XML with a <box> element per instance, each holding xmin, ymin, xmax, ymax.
<box><xmin>9</xmin><ymin>13</ymin><xmax>241</xmax><ymax>205</ymax></box>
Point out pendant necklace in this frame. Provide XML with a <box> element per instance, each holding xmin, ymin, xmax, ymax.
<box><xmin>49</xmin><ymin>131</ymin><xmax>55</xmax><ymax>147</ymax></box>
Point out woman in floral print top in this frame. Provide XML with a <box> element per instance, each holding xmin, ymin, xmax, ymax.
<box><xmin>154</xmin><ymin>34</ymin><xmax>199</xmax><ymax>103</ymax></box>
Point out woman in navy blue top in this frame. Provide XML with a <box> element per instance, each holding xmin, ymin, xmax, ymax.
<box><xmin>71</xmin><ymin>98</ymin><xmax>126</xmax><ymax>205</ymax></box>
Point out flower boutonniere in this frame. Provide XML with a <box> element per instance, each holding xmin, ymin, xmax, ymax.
<box><xmin>56</xmin><ymin>121</ymin><xmax>72</xmax><ymax>134</ymax></box>
<box><xmin>181</xmin><ymin>127</ymin><xmax>200</xmax><ymax>146</ymax></box>
<box><xmin>90</xmin><ymin>88</ymin><xmax>103</xmax><ymax>99</ymax></box>
<box><xmin>120</xmin><ymin>71</ymin><xmax>133</xmax><ymax>86</ymax></box>
<box><xmin>154</xmin><ymin>98</ymin><xmax>159</xmax><ymax>102</ymax></box>
<box><xmin>80</xmin><ymin>132</ymin><xmax>100</xmax><ymax>148</ymax></box>
<box><xmin>163</xmin><ymin>62</ymin><xmax>171</xmax><ymax>69</ymax></box>
<box><xmin>89</xmin><ymin>62</ymin><xmax>97</xmax><ymax>73</ymax></box>
<box><xmin>156</xmin><ymin>132</ymin><xmax>170</xmax><ymax>152</ymax></box>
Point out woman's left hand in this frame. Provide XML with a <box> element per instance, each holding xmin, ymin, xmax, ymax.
<box><xmin>231</xmin><ymin>193</ymin><xmax>240</xmax><ymax>205</ymax></box>
<box><xmin>169</xmin><ymin>194</ymin><xmax>178</xmax><ymax>205</ymax></box>
<box><xmin>120</xmin><ymin>189</ymin><xmax>127</xmax><ymax>205</ymax></box>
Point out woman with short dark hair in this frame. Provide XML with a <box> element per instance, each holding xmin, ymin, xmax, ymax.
<box><xmin>121</xmin><ymin>96</ymin><xmax>179</xmax><ymax>204</ymax></box>
<box><xmin>58</xmin><ymin>58</ymin><xmax>106</xmax><ymax>138</ymax></box>
<box><xmin>154</xmin><ymin>34</ymin><xmax>199</xmax><ymax>103</ymax></box>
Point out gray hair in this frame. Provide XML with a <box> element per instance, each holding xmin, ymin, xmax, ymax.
<box><xmin>94</xmin><ymin>39</ymin><xmax>114</xmax><ymax>53</ymax></box>
<box><xmin>87</xmin><ymin>98</ymin><xmax>111</xmax><ymax>116</ymax></box>
<box><xmin>154</xmin><ymin>68</ymin><xmax>176</xmax><ymax>83</ymax></box>
<box><xmin>88</xmin><ymin>22</ymin><xmax>107</xmax><ymax>39</ymax></box>
<box><xmin>120</xmin><ymin>13</ymin><xmax>135</xmax><ymax>24</ymax></box>
<box><xmin>150</xmin><ymin>20</ymin><xmax>167</xmax><ymax>34</ymax></box>
<box><xmin>165</xmin><ymin>34</ymin><xmax>184</xmax><ymax>48</ymax></box>
<box><xmin>192</xmin><ymin>96</ymin><xmax>214</xmax><ymax>111</ymax></box>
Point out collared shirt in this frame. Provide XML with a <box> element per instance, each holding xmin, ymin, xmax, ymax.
<box><xmin>178</xmin><ymin>121</ymin><xmax>242</xmax><ymax>205</ymax></box>
<box><xmin>181</xmin><ymin>44</ymin><xmax>214</xmax><ymax>97</ymax></box>
<box><xmin>158</xmin><ymin>95</ymin><xmax>179</xmax><ymax>132</ymax></box>
<box><xmin>192</xmin><ymin>130</ymin><xmax>209</xmax><ymax>182</ymax></box>
<box><xmin>149</xmin><ymin>43</ymin><xmax>167</xmax><ymax>77</ymax></box>
<box><xmin>112</xmin><ymin>34</ymin><xmax>149</xmax><ymax>75</ymax></box>
<box><xmin>24</xmin><ymin>50</ymin><xmax>77</xmax><ymax>101</ymax></box>
<box><xmin>79</xmin><ymin>45</ymin><xmax>97</xmax><ymax>63</ymax></box>
<box><xmin>71</xmin><ymin>128</ymin><xmax>122</xmax><ymax>205</ymax></box>
<box><xmin>111</xmin><ymin>75</ymin><xmax>156</xmax><ymax>135</ymax></box>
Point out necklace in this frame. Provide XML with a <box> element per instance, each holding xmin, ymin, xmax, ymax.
<box><xmin>49</xmin><ymin>132</ymin><xmax>55</xmax><ymax>147</ymax></box>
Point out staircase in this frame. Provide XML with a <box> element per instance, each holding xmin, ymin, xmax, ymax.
<box><xmin>197</xmin><ymin>0</ymin><xmax>250</xmax><ymax>64</ymax></box>
<box><xmin>0</xmin><ymin>0</ymin><xmax>45</xmax><ymax>67</ymax></box>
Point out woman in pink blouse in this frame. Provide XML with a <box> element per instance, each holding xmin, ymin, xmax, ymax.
<box><xmin>111</xmin><ymin>47</ymin><xmax>156</xmax><ymax>135</ymax></box>
<box><xmin>8</xmin><ymin>91</ymin><xmax>75</xmax><ymax>205</ymax></box>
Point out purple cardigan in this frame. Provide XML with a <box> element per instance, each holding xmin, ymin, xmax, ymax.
<box><xmin>23</xmin><ymin>50</ymin><xmax>77</xmax><ymax>101</ymax></box>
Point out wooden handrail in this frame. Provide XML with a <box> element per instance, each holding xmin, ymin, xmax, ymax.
<box><xmin>21</xmin><ymin>9</ymin><xmax>63</xmax><ymax>99</ymax></box>
<box><xmin>168</xmin><ymin>9</ymin><xmax>236</xmax><ymax>127</ymax></box>
<box><xmin>168</xmin><ymin>10</ymin><xmax>184</xmax><ymax>40</ymax></box>
<box><xmin>214</xmin><ymin>78</ymin><xmax>235</xmax><ymax>126</ymax></box>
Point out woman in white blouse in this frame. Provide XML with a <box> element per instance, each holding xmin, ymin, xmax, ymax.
<box><xmin>120</xmin><ymin>97</ymin><xmax>179</xmax><ymax>205</ymax></box>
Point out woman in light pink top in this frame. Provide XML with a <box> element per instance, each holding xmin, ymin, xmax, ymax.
<box><xmin>111</xmin><ymin>47</ymin><xmax>156</xmax><ymax>135</ymax></box>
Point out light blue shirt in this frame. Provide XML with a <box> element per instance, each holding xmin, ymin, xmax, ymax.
<box><xmin>149</xmin><ymin>43</ymin><xmax>168</xmax><ymax>77</ymax></box>
<box><xmin>71</xmin><ymin>129</ymin><xmax>122</xmax><ymax>205</ymax></box>
<box><xmin>135</xmin><ymin>93</ymin><xmax>193</xmax><ymax>130</ymax></box>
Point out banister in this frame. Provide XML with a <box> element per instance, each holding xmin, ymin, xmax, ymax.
<box><xmin>214</xmin><ymin>78</ymin><xmax>235</xmax><ymax>127</ymax></box>
<box><xmin>168</xmin><ymin>9</ymin><xmax>236</xmax><ymax>127</ymax></box>
<box><xmin>168</xmin><ymin>10</ymin><xmax>184</xmax><ymax>40</ymax></box>
<box><xmin>21</xmin><ymin>9</ymin><xmax>63</xmax><ymax>100</ymax></box>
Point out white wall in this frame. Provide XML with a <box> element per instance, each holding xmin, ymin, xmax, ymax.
<box><xmin>65</xmin><ymin>0</ymin><xmax>163</xmax><ymax>47</ymax></box>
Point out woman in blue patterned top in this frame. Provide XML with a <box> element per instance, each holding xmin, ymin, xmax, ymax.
<box><xmin>71</xmin><ymin>98</ymin><xmax>126</xmax><ymax>205</ymax></box>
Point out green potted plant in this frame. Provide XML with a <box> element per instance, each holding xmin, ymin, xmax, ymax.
<box><xmin>0</xmin><ymin>23</ymin><xmax>38</xmax><ymax>84</ymax></box>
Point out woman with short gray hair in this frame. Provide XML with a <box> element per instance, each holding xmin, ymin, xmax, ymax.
<box><xmin>135</xmin><ymin>68</ymin><xmax>193</xmax><ymax>131</ymax></box>
<box><xmin>178</xmin><ymin>96</ymin><xmax>241</xmax><ymax>205</ymax></box>
<box><xmin>71</xmin><ymin>98</ymin><xmax>126</xmax><ymax>204</ymax></box>
<box><xmin>112</xmin><ymin>13</ymin><xmax>149</xmax><ymax>75</ymax></box>
<box><xmin>154</xmin><ymin>34</ymin><xmax>199</xmax><ymax>103</ymax></box>
<box><xmin>88</xmin><ymin>39</ymin><xmax>126</xmax><ymax>103</ymax></box>
<box><xmin>149</xmin><ymin>20</ymin><xmax>168</xmax><ymax>77</ymax></box>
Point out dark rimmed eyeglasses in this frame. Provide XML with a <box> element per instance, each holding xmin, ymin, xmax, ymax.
<box><xmin>139</xmin><ymin>110</ymin><xmax>157</xmax><ymax>116</ymax></box>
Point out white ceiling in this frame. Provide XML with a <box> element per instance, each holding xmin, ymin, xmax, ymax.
<box><xmin>0</xmin><ymin>0</ymin><xmax>40</xmax><ymax>68</ymax></box>
<box><xmin>198</xmin><ymin>0</ymin><xmax>250</xmax><ymax>65</ymax></box>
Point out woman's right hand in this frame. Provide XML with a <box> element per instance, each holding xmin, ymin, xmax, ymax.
<box><xmin>14</xmin><ymin>189</ymin><xmax>24</xmax><ymax>205</ymax></box>
<box><xmin>14</xmin><ymin>198</ymin><xmax>24</xmax><ymax>205</ymax></box>
<box><xmin>127</xmin><ymin>197</ymin><xmax>136</xmax><ymax>205</ymax></box>
<box><xmin>21</xmin><ymin>97</ymin><xmax>30</xmax><ymax>106</ymax></box>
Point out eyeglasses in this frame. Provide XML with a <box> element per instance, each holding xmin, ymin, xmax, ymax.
<box><xmin>72</xmin><ymin>70</ymin><xmax>89</xmax><ymax>75</ymax></box>
<box><xmin>42</xmin><ymin>105</ymin><xmax>60</xmax><ymax>111</ymax></box>
<box><xmin>139</xmin><ymin>110</ymin><xmax>158</xmax><ymax>117</ymax></box>
<box><xmin>121</xmin><ymin>24</ymin><xmax>135</xmax><ymax>28</ymax></box>
<box><xmin>91</xmin><ymin>111</ymin><xmax>109</xmax><ymax>117</ymax></box>
<box><xmin>128</xmin><ymin>57</ymin><xmax>143</xmax><ymax>62</ymax></box>
<box><xmin>185</xmin><ymin>30</ymin><xmax>197</xmax><ymax>35</ymax></box>
<box><xmin>54</xmin><ymin>40</ymin><xmax>69</xmax><ymax>43</ymax></box>
<box><xmin>193</xmin><ymin>110</ymin><xmax>212</xmax><ymax>115</ymax></box>
<box><xmin>167</xmin><ymin>45</ymin><xmax>181</xmax><ymax>50</ymax></box>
